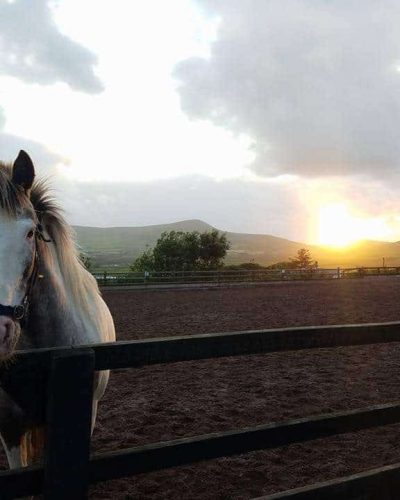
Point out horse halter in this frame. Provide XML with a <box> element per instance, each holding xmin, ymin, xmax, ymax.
<box><xmin>0</xmin><ymin>224</ymin><xmax>51</xmax><ymax>322</ymax></box>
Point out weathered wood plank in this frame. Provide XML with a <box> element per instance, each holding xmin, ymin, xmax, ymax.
<box><xmin>92</xmin><ymin>322</ymin><xmax>400</xmax><ymax>370</ymax></box>
<box><xmin>256</xmin><ymin>461</ymin><xmax>400</xmax><ymax>499</ymax></box>
<box><xmin>0</xmin><ymin>465</ymin><xmax>42</xmax><ymax>498</ymax></box>
<box><xmin>43</xmin><ymin>349</ymin><xmax>94</xmax><ymax>500</ymax></box>
<box><xmin>4</xmin><ymin>322</ymin><xmax>400</xmax><ymax>375</ymax></box>
<box><xmin>1</xmin><ymin>401</ymin><xmax>400</xmax><ymax>496</ymax></box>
<box><xmin>1</xmin><ymin>322</ymin><xmax>399</xmax><ymax>420</ymax></box>
<box><xmin>88</xmin><ymin>402</ymin><xmax>400</xmax><ymax>483</ymax></box>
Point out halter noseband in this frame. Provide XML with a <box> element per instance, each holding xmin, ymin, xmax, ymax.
<box><xmin>0</xmin><ymin>303</ymin><xmax>26</xmax><ymax>321</ymax></box>
<box><xmin>0</xmin><ymin>224</ymin><xmax>50</xmax><ymax>322</ymax></box>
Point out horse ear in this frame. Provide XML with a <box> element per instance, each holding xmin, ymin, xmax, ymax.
<box><xmin>12</xmin><ymin>150</ymin><xmax>35</xmax><ymax>193</ymax></box>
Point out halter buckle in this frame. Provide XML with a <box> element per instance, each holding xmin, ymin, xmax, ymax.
<box><xmin>13</xmin><ymin>305</ymin><xmax>25</xmax><ymax>320</ymax></box>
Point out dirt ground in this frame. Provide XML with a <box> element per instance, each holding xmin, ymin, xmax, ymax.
<box><xmin>86</xmin><ymin>276</ymin><xmax>400</xmax><ymax>499</ymax></box>
<box><xmin>4</xmin><ymin>276</ymin><xmax>400</xmax><ymax>499</ymax></box>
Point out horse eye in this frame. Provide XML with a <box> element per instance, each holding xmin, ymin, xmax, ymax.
<box><xmin>26</xmin><ymin>229</ymin><xmax>35</xmax><ymax>240</ymax></box>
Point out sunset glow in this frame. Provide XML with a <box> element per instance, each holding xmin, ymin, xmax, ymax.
<box><xmin>317</xmin><ymin>204</ymin><xmax>390</xmax><ymax>248</ymax></box>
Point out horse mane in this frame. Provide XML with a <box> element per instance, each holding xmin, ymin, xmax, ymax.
<box><xmin>0</xmin><ymin>162</ymin><xmax>100</xmax><ymax>319</ymax></box>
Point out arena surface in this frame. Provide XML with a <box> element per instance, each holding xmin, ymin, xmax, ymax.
<box><xmin>2</xmin><ymin>276</ymin><xmax>400</xmax><ymax>498</ymax></box>
<box><xmin>88</xmin><ymin>276</ymin><xmax>400</xmax><ymax>499</ymax></box>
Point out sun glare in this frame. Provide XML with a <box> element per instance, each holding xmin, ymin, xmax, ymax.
<box><xmin>317</xmin><ymin>204</ymin><xmax>390</xmax><ymax>248</ymax></box>
<box><xmin>318</xmin><ymin>204</ymin><xmax>357</xmax><ymax>247</ymax></box>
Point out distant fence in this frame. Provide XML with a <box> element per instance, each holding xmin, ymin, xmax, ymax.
<box><xmin>92</xmin><ymin>267</ymin><xmax>400</xmax><ymax>287</ymax></box>
<box><xmin>3</xmin><ymin>322</ymin><xmax>400</xmax><ymax>498</ymax></box>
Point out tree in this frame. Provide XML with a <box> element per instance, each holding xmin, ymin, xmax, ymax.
<box><xmin>267</xmin><ymin>260</ymin><xmax>298</xmax><ymax>270</ymax></box>
<box><xmin>152</xmin><ymin>231</ymin><xmax>200</xmax><ymax>271</ymax></box>
<box><xmin>79</xmin><ymin>253</ymin><xmax>93</xmax><ymax>270</ymax></box>
<box><xmin>199</xmin><ymin>229</ymin><xmax>230</xmax><ymax>269</ymax></box>
<box><xmin>226</xmin><ymin>262</ymin><xmax>265</xmax><ymax>270</ymax></box>
<box><xmin>130</xmin><ymin>247</ymin><xmax>155</xmax><ymax>272</ymax></box>
<box><xmin>289</xmin><ymin>248</ymin><xmax>318</xmax><ymax>269</ymax></box>
<box><xmin>130</xmin><ymin>230</ymin><xmax>230</xmax><ymax>272</ymax></box>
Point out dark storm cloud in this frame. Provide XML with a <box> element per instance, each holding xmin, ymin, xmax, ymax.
<box><xmin>175</xmin><ymin>0</ymin><xmax>400</xmax><ymax>178</ymax></box>
<box><xmin>0</xmin><ymin>0</ymin><xmax>103</xmax><ymax>93</ymax></box>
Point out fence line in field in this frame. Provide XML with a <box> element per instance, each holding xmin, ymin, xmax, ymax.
<box><xmin>2</xmin><ymin>322</ymin><xmax>400</xmax><ymax>498</ymax></box>
<box><xmin>92</xmin><ymin>266</ymin><xmax>400</xmax><ymax>287</ymax></box>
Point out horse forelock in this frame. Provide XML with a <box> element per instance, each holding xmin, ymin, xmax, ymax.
<box><xmin>0</xmin><ymin>162</ymin><xmax>33</xmax><ymax>217</ymax></box>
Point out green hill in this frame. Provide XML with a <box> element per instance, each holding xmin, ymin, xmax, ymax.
<box><xmin>73</xmin><ymin>219</ymin><xmax>400</xmax><ymax>269</ymax></box>
<box><xmin>74</xmin><ymin>220</ymin><xmax>214</xmax><ymax>267</ymax></box>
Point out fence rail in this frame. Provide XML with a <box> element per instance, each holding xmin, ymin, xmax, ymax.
<box><xmin>2</xmin><ymin>322</ymin><xmax>400</xmax><ymax>498</ymax></box>
<box><xmin>92</xmin><ymin>267</ymin><xmax>400</xmax><ymax>287</ymax></box>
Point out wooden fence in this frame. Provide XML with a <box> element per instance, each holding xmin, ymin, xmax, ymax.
<box><xmin>92</xmin><ymin>267</ymin><xmax>400</xmax><ymax>287</ymax></box>
<box><xmin>2</xmin><ymin>322</ymin><xmax>400</xmax><ymax>498</ymax></box>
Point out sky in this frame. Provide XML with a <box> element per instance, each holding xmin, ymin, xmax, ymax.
<box><xmin>2</xmin><ymin>0</ymin><xmax>400</xmax><ymax>244</ymax></box>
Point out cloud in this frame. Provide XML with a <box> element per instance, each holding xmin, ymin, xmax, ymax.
<box><xmin>0</xmin><ymin>133</ymin><xmax>66</xmax><ymax>174</ymax></box>
<box><xmin>0</xmin><ymin>0</ymin><xmax>103</xmax><ymax>93</ymax></box>
<box><xmin>0</xmin><ymin>107</ymin><xmax>5</xmax><ymax>131</ymax></box>
<box><xmin>0</xmin><ymin>106</ymin><xmax>66</xmax><ymax>174</ymax></box>
<box><xmin>174</xmin><ymin>0</ymin><xmax>400</xmax><ymax>179</ymax></box>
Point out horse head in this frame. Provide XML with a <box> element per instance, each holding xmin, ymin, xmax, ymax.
<box><xmin>0</xmin><ymin>150</ymin><xmax>38</xmax><ymax>360</ymax></box>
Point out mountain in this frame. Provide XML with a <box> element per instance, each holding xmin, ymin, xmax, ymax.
<box><xmin>73</xmin><ymin>219</ymin><xmax>400</xmax><ymax>268</ymax></box>
<box><xmin>74</xmin><ymin>220</ymin><xmax>214</xmax><ymax>267</ymax></box>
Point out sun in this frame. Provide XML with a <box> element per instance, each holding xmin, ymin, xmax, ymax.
<box><xmin>316</xmin><ymin>203</ymin><xmax>391</xmax><ymax>248</ymax></box>
<box><xmin>317</xmin><ymin>204</ymin><xmax>360</xmax><ymax>247</ymax></box>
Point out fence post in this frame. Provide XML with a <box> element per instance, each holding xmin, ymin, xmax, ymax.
<box><xmin>43</xmin><ymin>348</ymin><xmax>95</xmax><ymax>500</ymax></box>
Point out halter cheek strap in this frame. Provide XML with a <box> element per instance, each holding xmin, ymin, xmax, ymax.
<box><xmin>0</xmin><ymin>266</ymin><xmax>35</xmax><ymax>321</ymax></box>
<box><xmin>0</xmin><ymin>224</ymin><xmax>50</xmax><ymax>322</ymax></box>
